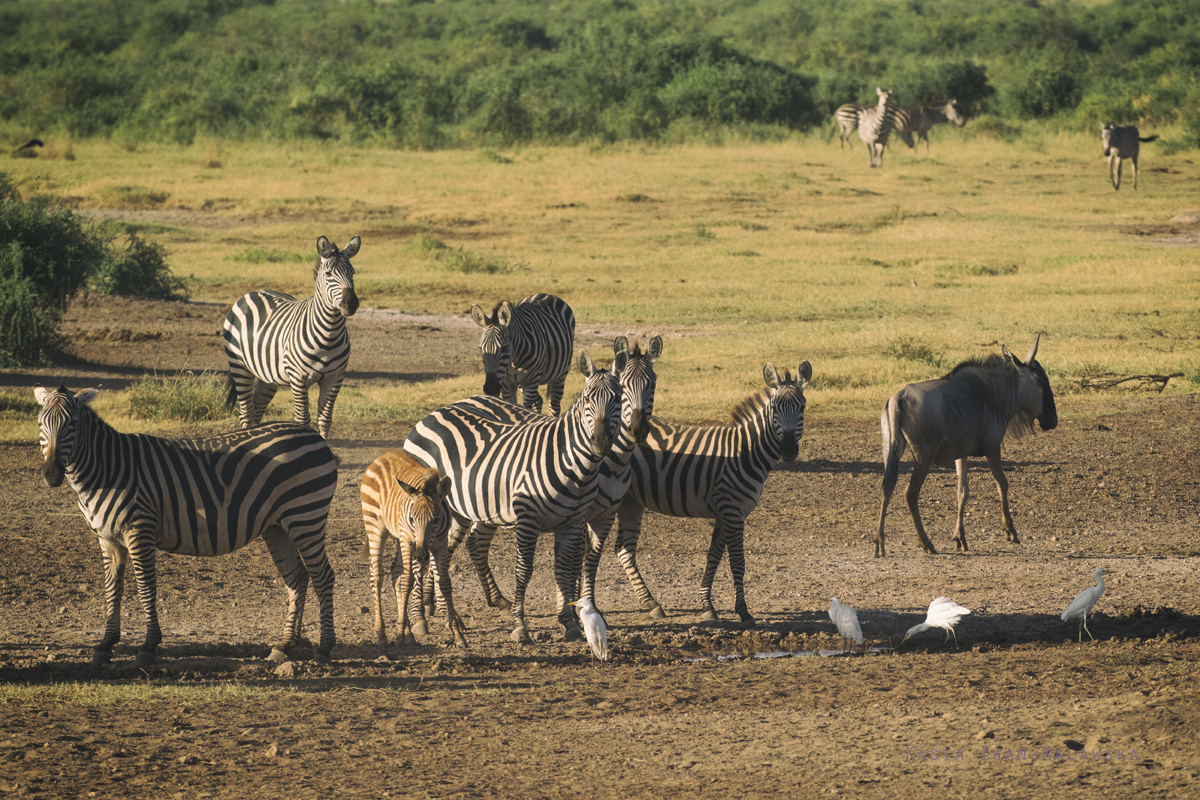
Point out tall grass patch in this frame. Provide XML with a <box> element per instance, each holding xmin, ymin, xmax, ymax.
<box><xmin>127</xmin><ymin>372</ymin><xmax>234</xmax><ymax>423</ymax></box>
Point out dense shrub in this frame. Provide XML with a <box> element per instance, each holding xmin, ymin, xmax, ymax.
<box><xmin>88</xmin><ymin>231</ymin><xmax>186</xmax><ymax>300</ymax></box>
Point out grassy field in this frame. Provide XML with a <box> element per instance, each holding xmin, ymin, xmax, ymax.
<box><xmin>8</xmin><ymin>126</ymin><xmax>1199</xmax><ymax>425</ymax></box>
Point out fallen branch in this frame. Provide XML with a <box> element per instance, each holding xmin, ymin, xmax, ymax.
<box><xmin>1073</xmin><ymin>372</ymin><xmax>1184</xmax><ymax>393</ymax></box>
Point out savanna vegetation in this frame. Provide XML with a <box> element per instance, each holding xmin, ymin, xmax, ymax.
<box><xmin>1</xmin><ymin>0</ymin><xmax>1199</xmax><ymax>149</ymax></box>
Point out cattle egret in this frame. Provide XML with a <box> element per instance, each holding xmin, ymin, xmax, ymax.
<box><xmin>569</xmin><ymin>597</ymin><xmax>608</xmax><ymax>664</ymax></box>
<box><xmin>1061</xmin><ymin>567</ymin><xmax>1109</xmax><ymax>642</ymax></box>
<box><xmin>902</xmin><ymin>597</ymin><xmax>972</xmax><ymax>646</ymax></box>
<box><xmin>828</xmin><ymin>598</ymin><xmax>864</xmax><ymax>654</ymax></box>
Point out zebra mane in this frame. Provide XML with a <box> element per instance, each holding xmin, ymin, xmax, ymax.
<box><xmin>414</xmin><ymin>467</ymin><xmax>443</xmax><ymax>496</ymax></box>
<box><xmin>730</xmin><ymin>390</ymin><xmax>771</xmax><ymax>426</ymax></box>
<box><xmin>489</xmin><ymin>301</ymin><xmax>510</xmax><ymax>319</ymax></box>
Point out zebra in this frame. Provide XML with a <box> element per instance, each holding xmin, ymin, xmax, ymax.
<box><xmin>404</xmin><ymin>349</ymin><xmax>625</xmax><ymax>643</ymax></box>
<box><xmin>223</xmin><ymin>234</ymin><xmax>360</xmax><ymax>440</ymax></box>
<box><xmin>34</xmin><ymin>385</ymin><xmax>339</xmax><ymax>666</ymax></box>
<box><xmin>470</xmin><ymin>293</ymin><xmax>575</xmax><ymax>416</ymax></box>
<box><xmin>591</xmin><ymin>360</ymin><xmax>812</xmax><ymax>626</ymax></box>
<box><xmin>360</xmin><ymin>449</ymin><xmax>467</xmax><ymax>649</ymax></box>
<box><xmin>830</xmin><ymin>103</ymin><xmax>869</xmax><ymax>150</ymax></box>
<box><xmin>859</xmin><ymin>88</ymin><xmax>893</xmax><ymax>169</ymax></box>
<box><xmin>888</xmin><ymin>100</ymin><xmax>964</xmax><ymax>153</ymax></box>
<box><xmin>1102</xmin><ymin>123</ymin><xmax>1158</xmax><ymax>191</ymax></box>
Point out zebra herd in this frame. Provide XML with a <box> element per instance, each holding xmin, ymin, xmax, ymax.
<box><xmin>34</xmin><ymin>232</ymin><xmax>1060</xmax><ymax>665</ymax></box>
<box><xmin>831</xmin><ymin>88</ymin><xmax>966</xmax><ymax>168</ymax></box>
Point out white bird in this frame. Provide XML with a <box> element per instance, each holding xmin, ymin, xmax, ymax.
<box><xmin>828</xmin><ymin>598</ymin><xmax>864</xmax><ymax>654</ymax></box>
<box><xmin>902</xmin><ymin>597</ymin><xmax>972</xmax><ymax>646</ymax></box>
<box><xmin>1061</xmin><ymin>567</ymin><xmax>1109</xmax><ymax>642</ymax></box>
<box><xmin>568</xmin><ymin>597</ymin><xmax>608</xmax><ymax>664</ymax></box>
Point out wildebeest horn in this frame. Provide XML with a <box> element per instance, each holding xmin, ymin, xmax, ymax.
<box><xmin>1026</xmin><ymin>334</ymin><xmax>1041</xmax><ymax>364</ymax></box>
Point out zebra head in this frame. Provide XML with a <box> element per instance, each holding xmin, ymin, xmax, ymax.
<box><xmin>314</xmin><ymin>235</ymin><xmax>360</xmax><ymax>317</ymax></box>
<box><xmin>394</xmin><ymin>469</ymin><xmax>452</xmax><ymax>563</ymax></box>
<box><xmin>33</xmin><ymin>385</ymin><xmax>97</xmax><ymax>488</ymax></box>
<box><xmin>1101</xmin><ymin>123</ymin><xmax>1114</xmax><ymax>156</ymax></box>
<box><xmin>1004</xmin><ymin>334</ymin><xmax>1058</xmax><ymax>433</ymax></box>
<box><xmin>577</xmin><ymin>349</ymin><xmax>625</xmax><ymax>457</ymax></box>
<box><xmin>944</xmin><ymin>99</ymin><xmax>966</xmax><ymax>127</ymax></box>
<box><xmin>471</xmin><ymin>301</ymin><xmax>515</xmax><ymax>397</ymax></box>
<box><xmin>763</xmin><ymin>361</ymin><xmax>812</xmax><ymax>462</ymax></box>
<box><xmin>613</xmin><ymin>335</ymin><xmax>662</xmax><ymax>444</ymax></box>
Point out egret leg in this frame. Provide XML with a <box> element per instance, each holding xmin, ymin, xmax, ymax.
<box><xmin>1083</xmin><ymin>614</ymin><xmax>1095</xmax><ymax>642</ymax></box>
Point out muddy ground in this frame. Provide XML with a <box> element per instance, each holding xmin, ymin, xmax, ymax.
<box><xmin>1</xmin><ymin>296</ymin><xmax>1198</xmax><ymax>798</ymax></box>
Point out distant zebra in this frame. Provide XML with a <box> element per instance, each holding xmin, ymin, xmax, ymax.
<box><xmin>404</xmin><ymin>349</ymin><xmax>624</xmax><ymax>643</ymax></box>
<box><xmin>360</xmin><ymin>450</ymin><xmax>467</xmax><ymax>649</ymax></box>
<box><xmin>471</xmin><ymin>293</ymin><xmax>576</xmax><ymax>416</ymax></box>
<box><xmin>592</xmin><ymin>361</ymin><xmax>811</xmax><ymax>625</ymax></box>
<box><xmin>859</xmin><ymin>88</ymin><xmax>894</xmax><ymax>169</ymax></box>
<box><xmin>888</xmin><ymin>100</ymin><xmax>964</xmax><ymax>153</ymax></box>
<box><xmin>831</xmin><ymin>103</ymin><xmax>869</xmax><ymax>150</ymax></box>
<box><xmin>223</xmin><ymin>235</ymin><xmax>360</xmax><ymax>439</ymax></box>
<box><xmin>34</xmin><ymin>386</ymin><xmax>339</xmax><ymax>666</ymax></box>
<box><xmin>1102</xmin><ymin>123</ymin><xmax>1158</xmax><ymax>191</ymax></box>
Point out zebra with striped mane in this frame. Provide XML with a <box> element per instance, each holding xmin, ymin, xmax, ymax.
<box><xmin>859</xmin><ymin>88</ymin><xmax>893</xmax><ymax>169</ymax></box>
<box><xmin>223</xmin><ymin>235</ymin><xmax>360</xmax><ymax>440</ymax></box>
<box><xmin>830</xmin><ymin>103</ymin><xmax>870</xmax><ymax>150</ymax></box>
<box><xmin>471</xmin><ymin>293</ymin><xmax>576</xmax><ymax>416</ymax></box>
<box><xmin>404</xmin><ymin>349</ymin><xmax>625</xmax><ymax>643</ymax></box>
<box><xmin>888</xmin><ymin>100</ymin><xmax>964</xmax><ymax>153</ymax></box>
<box><xmin>1102</xmin><ymin>123</ymin><xmax>1158</xmax><ymax>191</ymax></box>
<box><xmin>590</xmin><ymin>360</ymin><xmax>811</xmax><ymax>625</ymax></box>
<box><xmin>34</xmin><ymin>386</ymin><xmax>339</xmax><ymax>666</ymax></box>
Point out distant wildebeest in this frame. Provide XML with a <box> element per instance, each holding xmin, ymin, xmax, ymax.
<box><xmin>1101</xmin><ymin>123</ymin><xmax>1158</xmax><ymax>191</ymax></box>
<box><xmin>889</xmin><ymin>100</ymin><xmax>965</xmax><ymax>153</ymax></box>
<box><xmin>859</xmin><ymin>88</ymin><xmax>894</xmax><ymax>169</ymax></box>
<box><xmin>874</xmin><ymin>336</ymin><xmax>1057</xmax><ymax>558</ymax></box>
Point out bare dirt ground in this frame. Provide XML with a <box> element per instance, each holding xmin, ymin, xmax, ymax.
<box><xmin>2</xmin><ymin>296</ymin><xmax>1199</xmax><ymax>798</ymax></box>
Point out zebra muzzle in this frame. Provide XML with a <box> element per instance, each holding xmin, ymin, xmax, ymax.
<box><xmin>42</xmin><ymin>453</ymin><xmax>64</xmax><ymax>487</ymax></box>
<box><xmin>483</xmin><ymin>374</ymin><xmax>502</xmax><ymax>397</ymax></box>
<box><xmin>780</xmin><ymin>435</ymin><xmax>799</xmax><ymax>462</ymax></box>
<box><xmin>340</xmin><ymin>291</ymin><xmax>360</xmax><ymax>317</ymax></box>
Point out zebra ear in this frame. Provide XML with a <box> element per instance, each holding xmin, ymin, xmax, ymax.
<box><xmin>796</xmin><ymin>360</ymin><xmax>812</xmax><ymax>387</ymax></box>
<box><xmin>1025</xmin><ymin>334</ymin><xmax>1041</xmax><ymax>364</ymax></box>
<box><xmin>76</xmin><ymin>388</ymin><xmax>99</xmax><ymax>406</ymax></box>
<box><xmin>613</xmin><ymin>336</ymin><xmax>629</xmax><ymax>356</ymax></box>
<box><xmin>33</xmin><ymin>385</ymin><xmax>50</xmax><ymax>405</ymax></box>
<box><xmin>613</xmin><ymin>349</ymin><xmax>629</xmax><ymax>375</ymax></box>
<box><xmin>436</xmin><ymin>476</ymin><xmax>452</xmax><ymax>502</ymax></box>
<box><xmin>395</xmin><ymin>477</ymin><xmax>419</xmax><ymax>497</ymax></box>
<box><xmin>341</xmin><ymin>235</ymin><xmax>361</xmax><ymax>259</ymax></box>
<box><xmin>578</xmin><ymin>349</ymin><xmax>596</xmax><ymax>377</ymax></box>
<box><xmin>497</xmin><ymin>302</ymin><xmax>513</xmax><ymax>328</ymax></box>
<box><xmin>470</xmin><ymin>304</ymin><xmax>487</xmax><ymax>328</ymax></box>
<box><xmin>763</xmin><ymin>363</ymin><xmax>781</xmax><ymax>389</ymax></box>
<box><xmin>647</xmin><ymin>335</ymin><xmax>663</xmax><ymax>361</ymax></box>
<box><xmin>316</xmin><ymin>236</ymin><xmax>337</xmax><ymax>258</ymax></box>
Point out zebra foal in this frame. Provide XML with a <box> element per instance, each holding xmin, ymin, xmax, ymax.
<box><xmin>361</xmin><ymin>450</ymin><xmax>467</xmax><ymax>649</ymax></box>
<box><xmin>472</xmin><ymin>293</ymin><xmax>575</xmax><ymax>416</ymax></box>
<box><xmin>404</xmin><ymin>349</ymin><xmax>624</xmax><ymax>643</ymax></box>
<box><xmin>591</xmin><ymin>360</ymin><xmax>811</xmax><ymax>626</ymax></box>
<box><xmin>224</xmin><ymin>234</ymin><xmax>360</xmax><ymax>439</ymax></box>
<box><xmin>34</xmin><ymin>386</ymin><xmax>339</xmax><ymax>666</ymax></box>
<box><xmin>1101</xmin><ymin>123</ymin><xmax>1158</xmax><ymax>191</ymax></box>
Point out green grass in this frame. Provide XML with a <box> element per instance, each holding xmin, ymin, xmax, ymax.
<box><xmin>126</xmin><ymin>372</ymin><xmax>236</xmax><ymax>423</ymax></box>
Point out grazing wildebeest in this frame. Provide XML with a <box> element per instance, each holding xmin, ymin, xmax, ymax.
<box><xmin>1101</xmin><ymin>123</ymin><xmax>1158</xmax><ymax>191</ymax></box>
<box><xmin>874</xmin><ymin>336</ymin><xmax>1057</xmax><ymax>558</ymax></box>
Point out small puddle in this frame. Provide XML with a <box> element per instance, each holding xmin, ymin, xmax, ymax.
<box><xmin>684</xmin><ymin>646</ymin><xmax>894</xmax><ymax>663</ymax></box>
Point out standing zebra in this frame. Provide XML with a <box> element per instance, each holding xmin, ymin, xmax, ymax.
<box><xmin>830</xmin><ymin>103</ymin><xmax>869</xmax><ymax>150</ymax></box>
<box><xmin>34</xmin><ymin>386</ymin><xmax>339</xmax><ymax>666</ymax></box>
<box><xmin>593</xmin><ymin>360</ymin><xmax>811</xmax><ymax>625</ymax></box>
<box><xmin>1102</xmin><ymin>123</ymin><xmax>1158</xmax><ymax>191</ymax></box>
<box><xmin>223</xmin><ymin>235</ymin><xmax>360</xmax><ymax>440</ymax></box>
<box><xmin>888</xmin><ymin>100</ymin><xmax>964</xmax><ymax>153</ymax></box>
<box><xmin>859</xmin><ymin>88</ymin><xmax>894</xmax><ymax>169</ymax></box>
<box><xmin>404</xmin><ymin>349</ymin><xmax>624</xmax><ymax>643</ymax></box>
<box><xmin>471</xmin><ymin>293</ymin><xmax>575</xmax><ymax>416</ymax></box>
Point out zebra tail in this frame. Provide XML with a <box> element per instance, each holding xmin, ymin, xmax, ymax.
<box><xmin>1140</xmin><ymin>135</ymin><xmax>1159</xmax><ymax>143</ymax></box>
<box><xmin>224</xmin><ymin>372</ymin><xmax>238</xmax><ymax>411</ymax></box>
<box><xmin>881</xmin><ymin>395</ymin><xmax>906</xmax><ymax>495</ymax></box>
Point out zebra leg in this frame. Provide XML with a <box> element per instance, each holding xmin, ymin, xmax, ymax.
<box><xmin>408</xmin><ymin>548</ymin><xmax>430</xmax><ymax>637</ymax></box>
<box><xmin>431</xmin><ymin>540</ymin><xmax>468</xmax><ymax>648</ymax></box>
<box><xmin>508</xmin><ymin>518</ymin><xmax>541</xmax><ymax>644</ymax></box>
<box><xmin>501</xmin><ymin>369</ymin><xmax>520</xmax><ymax>406</ymax></box>
<box><xmin>123</xmin><ymin>525</ymin><xmax>162</xmax><ymax>667</ymax></box>
<box><xmin>985</xmin><ymin>450</ymin><xmax>1019</xmax><ymax>544</ymax></box>
<box><xmin>723</xmin><ymin>518</ymin><xmax>756</xmax><ymax>627</ymax></box>
<box><xmin>553</xmin><ymin>524</ymin><xmax>586</xmax><ymax>642</ymax></box>
<box><xmin>365</xmin><ymin>518</ymin><xmax>390</xmax><ymax>647</ymax></box>
<box><xmin>464</xmin><ymin>523</ymin><xmax>512</xmax><ymax>610</ymax></box>
<box><xmin>904</xmin><ymin>461</ymin><xmax>938</xmax><ymax>554</ymax></box>
<box><xmin>288</xmin><ymin>378</ymin><xmax>313</xmax><ymax>430</ymax></box>
<box><xmin>260</xmin><ymin>526</ymin><xmax>310</xmax><ymax>661</ymax></box>
<box><xmin>699</xmin><ymin>521</ymin><xmax>725</xmax><ymax>622</ymax></box>
<box><xmin>396</xmin><ymin>539</ymin><xmax>417</xmax><ymax>645</ymax></box>
<box><xmin>93</xmin><ymin>537</ymin><xmax>128</xmax><ymax>665</ymax></box>
<box><xmin>953</xmin><ymin>458</ymin><xmax>971</xmax><ymax>552</ymax></box>
<box><xmin>314</xmin><ymin>369</ymin><xmax>345</xmax><ymax>440</ymax></box>
<box><xmin>1109</xmin><ymin>154</ymin><xmax>1120</xmax><ymax>190</ymax></box>
<box><xmin>292</xmin><ymin>521</ymin><xmax>337</xmax><ymax>662</ymax></box>
<box><xmin>547</xmin><ymin>374</ymin><xmax>567</xmax><ymax>417</ymax></box>
<box><xmin>581</xmin><ymin>512</ymin><xmax>615</xmax><ymax>607</ymax></box>
<box><xmin>248</xmin><ymin>380</ymin><xmax>277</xmax><ymax>428</ymax></box>
<box><xmin>1131</xmin><ymin>153</ymin><xmax>1138</xmax><ymax>190</ymax></box>
<box><xmin>522</xmin><ymin>382</ymin><xmax>545</xmax><ymax>415</ymax></box>
<box><xmin>614</xmin><ymin>498</ymin><xmax>665</xmax><ymax>619</ymax></box>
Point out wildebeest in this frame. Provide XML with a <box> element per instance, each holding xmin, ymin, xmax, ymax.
<box><xmin>1101</xmin><ymin>123</ymin><xmax>1158</xmax><ymax>191</ymax></box>
<box><xmin>874</xmin><ymin>336</ymin><xmax>1057</xmax><ymax>558</ymax></box>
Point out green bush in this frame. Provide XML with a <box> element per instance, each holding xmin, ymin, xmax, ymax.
<box><xmin>89</xmin><ymin>231</ymin><xmax>186</xmax><ymax>300</ymax></box>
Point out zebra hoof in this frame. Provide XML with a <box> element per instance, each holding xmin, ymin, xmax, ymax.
<box><xmin>452</xmin><ymin>632</ymin><xmax>469</xmax><ymax>649</ymax></box>
<box><xmin>649</xmin><ymin>605</ymin><xmax>667</xmax><ymax>620</ymax></box>
<box><xmin>700</xmin><ymin>610</ymin><xmax>719</xmax><ymax>623</ymax></box>
<box><xmin>91</xmin><ymin>649</ymin><xmax>113</xmax><ymax>666</ymax></box>
<box><xmin>411</xmin><ymin>620</ymin><xmax>429</xmax><ymax>637</ymax></box>
<box><xmin>509</xmin><ymin>626</ymin><xmax>532</xmax><ymax>644</ymax></box>
<box><xmin>493</xmin><ymin>597</ymin><xmax>513</xmax><ymax>612</ymax></box>
<box><xmin>424</xmin><ymin>604</ymin><xmax>436</xmax><ymax>619</ymax></box>
<box><xmin>563</xmin><ymin>626</ymin><xmax>584</xmax><ymax>643</ymax></box>
<box><xmin>312</xmin><ymin>652</ymin><xmax>333</xmax><ymax>665</ymax></box>
<box><xmin>267</xmin><ymin>647</ymin><xmax>290</xmax><ymax>663</ymax></box>
<box><xmin>134</xmin><ymin>651</ymin><xmax>157</xmax><ymax>668</ymax></box>
<box><xmin>739</xmin><ymin>617</ymin><xmax>758</xmax><ymax>630</ymax></box>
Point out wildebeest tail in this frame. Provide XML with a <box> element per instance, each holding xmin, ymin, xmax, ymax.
<box><xmin>880</xmin><ymin>394</ymin><xmax>906</xmax><ymax>495</ymax></box>
<box><xmin>1140</xmin><ymin>134</ymin><xmax>1159</xmax><ymax>143</ymax></box>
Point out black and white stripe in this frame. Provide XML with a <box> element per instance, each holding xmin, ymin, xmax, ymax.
<box><xmin>471</xmin><ymin>293</ymin><xmax>576</xmax><ymax>416</ymax></box>
<box><xmin>601</xmin><ymin>361</ymin><xmax>811</xmax><ymax>625</ymax></box>
<box><xmin>403</xmin><ymin>349</ymin><xmax>625</xmax><ymax>642</ymax></box>
<box><xmin>1102</xmin><ymin>123</ymin><xmax>1158</xmax><ymax>190</ymax></box>
<box><xmin>887</xmin><ymin>100</ymin><xmax>964</xmax><ymax>152</ymax></box>
<box><xmin>223</xmin><ymin>235</ymin><xmax>360</xmax><ymax>439</ymax></box>
<box><xmin>859</xmin><ymin>88</ymin><xmax>893</xmax><ymax>169</ymax></box>
<box><xmin>34</xmin><ymin>386</ymin><xmax>339</xmax><ymax>666</ymax></box>
<box><xmin>831</xmin><ymin>103</ymin><xmax>869</xmax><ymax>150</ymax></box>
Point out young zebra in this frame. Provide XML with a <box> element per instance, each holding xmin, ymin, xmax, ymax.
<box><xmin>404</xmin><ymin>349</ymin><xmax>624</xmax><ymax>643</ymax></box>
<box><xmin>34</xmin><ymin>386</ymin><xmax>339</xmax><ymax>666</ymax></box>
<box><xmin>223</xmin><ymin>235</ymin><xmax>360</xmax><ymax>440</ymax></box>
<box><xmin>595</xmin><ymin>361</ymin><xmax>812</xmax><ymax>625</ymax></box>
<box><xmin>360</xmin><ymin>450</ymin><xmax>467</xmax><ymax>649</ymax></box>
<box><xmin>859</xmin><ymin>88</ymin><xmax>893</xmax><ymax>169</ymax></box>
<box><xmin>888</xmin><ymin>100</ymin><xmax>964</xmax><ymax>153</ymax></box>
<box><xmin>1102</xmin><ymin>123</ymin><xmax>1158</xmax><ymax>191</ymax></box>
<box><xmin>830</xmin><ymin>103</ymin><xmax>869</xmax><ymax>150</ymax></box>
<box><xmin>471</xmin><ymin>293</ymin><xmax>576</xmax><ymax>416</ymax></box>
